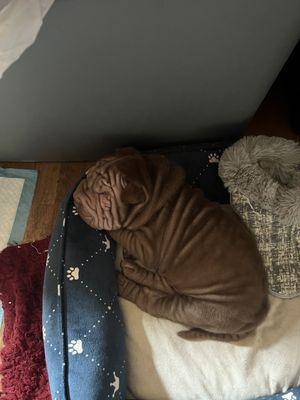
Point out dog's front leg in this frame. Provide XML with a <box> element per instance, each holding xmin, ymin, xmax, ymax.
<box><xmin>120</xmin><ymin>259</ymin><xmax>175</xmax><ymax>294</ymax></box>
<box><xmin>110</xmin><ymin>228</ymin><xmax>156</xmax><ymax>271</ymax></box>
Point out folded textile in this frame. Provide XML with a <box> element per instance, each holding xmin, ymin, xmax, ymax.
<box><xmin>73</xmin><ymin>147</ymin><xmax>269</xmax><ymax>341</ymax></box>
<box><xmin>219</xmin><ymin>135</ymin><xmax>300</xmax><ymax>298</ymax></box>
<box><xmin>0</xmin><ymin>238</ymin><xmax>51</xmax><ymax>400</ymax></box>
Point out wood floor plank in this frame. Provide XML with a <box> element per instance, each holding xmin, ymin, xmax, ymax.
<box><xmin>24</xmin><ymin>163</ymin><xmax>61</xmax><ymax>242</ymax></box>
<box><xmin>54</xmin><ymin>162</ymin><xmax>93</xmax><ymax>208</ymax></box>
<box><xmin>51</xmin><ymin>162</ymin><xmax>94</xmax><ymax>229</ymax></box>
<box><xmin>0</xmin><ymin>162</ymin><xmax>36</xmax><ymax>170</ymax></box>
<box><xmin>24</xmin><ymin>162</ymin><xmax>94</xmax><ymax>242</ymax></box>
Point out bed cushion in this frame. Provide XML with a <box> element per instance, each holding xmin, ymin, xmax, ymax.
<box><xmin>42</xmin><ymin>187</ymin><xmax>127</xmax><ymax>400</ymax></box>
<box><xmin>120</xmin><ymin>294</ymin><xmax>300</xmax><ymax>400</ymax></box>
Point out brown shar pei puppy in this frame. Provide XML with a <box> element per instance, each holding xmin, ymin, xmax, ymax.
<box><xmin>73</xmin><ymin>148</ymin><xmax>269</xmax><ymax>341</ymax></box>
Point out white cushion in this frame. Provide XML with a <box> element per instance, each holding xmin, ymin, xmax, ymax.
<box><xmin>120</xmin><ymin>295</ymin><xmax>300</xmax><ymax>400</ymax></box>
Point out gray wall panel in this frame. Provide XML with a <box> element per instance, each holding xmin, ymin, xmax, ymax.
<box><xmin>0</xmin><ymin>0</ymin><xmax>299</xmax><ymax>160</ymax></box>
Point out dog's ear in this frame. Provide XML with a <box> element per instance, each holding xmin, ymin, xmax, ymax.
<box><xmin>116</xmin><ymin>149</ymin><xmax>148</xmax><ymax>204</ymax></box>
<box><xmin>121</xmin><ymin>181</ymin><xmax>146</xmax><ymax>204</ymax></box>
<box><xmin>116</xmin><ymin>147</ymin><xmax>139</xmax><ymax>157</ymax></box>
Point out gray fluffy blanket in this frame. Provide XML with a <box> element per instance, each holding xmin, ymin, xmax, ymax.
<box><xmin>219</xmin><ymin>135</ymin><xmax>300</xmax><ymax>298</ymax></box>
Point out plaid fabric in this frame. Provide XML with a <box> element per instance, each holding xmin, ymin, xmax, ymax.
<box><xmin>231</xmin><ymin>193</ymin><xmax>300</xmax><ymax>298</ymax></box>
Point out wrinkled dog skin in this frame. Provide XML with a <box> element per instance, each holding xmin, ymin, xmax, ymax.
<box><xmin>73</xmin><ymin>148</ymin><xmax>269</xmax><ymax>341</ymax></box>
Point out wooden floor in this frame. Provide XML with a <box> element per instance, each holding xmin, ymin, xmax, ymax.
<box><xmin>0</xmin><ymin>84</ymin><xmax>299</xmax><ymax>243</ymax></box>
<box><xmin>0</xmin><ymin>161</ymin><xmax>93</xmax><ymax>242</ymax></box>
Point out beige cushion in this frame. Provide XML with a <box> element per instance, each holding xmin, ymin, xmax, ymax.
<box><xmin>120</xmin><ymin>295</ymin><xmax>300</xmax><ymax>400</ymax></box>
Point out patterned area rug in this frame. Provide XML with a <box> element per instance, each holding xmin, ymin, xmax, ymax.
<box><xmin>0</xmin><ymin>167</ymin><xmax>37</xmax><ymax>323</ymax></box>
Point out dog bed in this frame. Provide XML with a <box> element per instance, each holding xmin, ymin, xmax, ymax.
<box><xmin>41</xmin><ymin>139</ymin><xmax>300</xmax><ymax>400</ymax></box>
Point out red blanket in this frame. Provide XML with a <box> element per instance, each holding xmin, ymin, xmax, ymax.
<box><xmin>0</xmin><ymin>238</ymin><xmax>51</xmax><ymax>400</ymax></box>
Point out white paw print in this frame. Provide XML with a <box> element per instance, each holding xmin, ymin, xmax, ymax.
<box><xmin>67</xmin><ymin>267</ymin><xmax>80</xmax><ymax>281</ymax></box>
<box><xmin>72</xmin><ymin>205</ymin><xmax>78</xmax><ymax>216</ymax></box>
<box><xmin>208</xmin><ymin>153</ymin><xmax>220</xmax><ymax>163</ymax></box>
<box><xmin>102</xmin><ymin>235</ymin><xmax>111</xmax><ymax>252</ymax></box>
<box><xmin>68</xmin><ymin>339</ymin><xmax>83</xmax><ymax>355</ymax></box>
<box><xmin>110</xmin><ymin>371</ymin><xmax>120</xmax><ymax>398</ymax></box>
<box><xmin>282</xmin><ymin>393</ymin><xmax>296</xmax><ymax>400</ymax></box>
<box><xmin>42</xmin><ymin>325</ymin><xmax>46</xmax><ymax>340</ymax></box>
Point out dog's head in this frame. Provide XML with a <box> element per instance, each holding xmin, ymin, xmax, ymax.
<box><xmin>73</xmin><ymin>148</ymin><xmax>151</xmax><ymax>230</ymax></box>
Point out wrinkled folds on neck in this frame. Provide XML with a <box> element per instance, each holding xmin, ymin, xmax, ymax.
<box><xmin>122</xmin><ymin>154</ymin><xmax>186</xmax><ymax>230</ymax></box>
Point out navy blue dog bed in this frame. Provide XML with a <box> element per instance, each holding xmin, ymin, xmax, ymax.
<box><xmin>43</xmin><ymin>140</ymin><xmax>300</xmax><ymax>400</ymax></box>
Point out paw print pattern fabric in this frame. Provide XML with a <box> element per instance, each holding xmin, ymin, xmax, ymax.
<box><xmin>257</xmin><ymin>388</ymin><xmax>300</xmax><ymax>400</ymax></box>
<box><xmin>208</xmin><ymin>152</ymin><xmax>220</xmax><ymax>163</ymax></box>
<box><xmin>147</xmin><ymin>141</ymin><xmax>231</xmax><ymax>204</ymax></box>
<box><xmin>68</xmin><ymin>339</ymin><xmax>83</xmax><ymax>355</ymax></box>
<box><xmin>66</xmin><ymin>266</ymin><xmax>79</xmax><ymax>281</ymax></box>
<box><xmin>42</xmin><ymin>181</ymin><xmax>127</xmax><ymax>400</ymax></box>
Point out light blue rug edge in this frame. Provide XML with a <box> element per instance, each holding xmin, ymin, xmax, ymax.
<box><xmin>6</xmin><ymin>169</ymin><xmax>38</xmax><ymax>245</ymax></box>
<box><xmin>0</xmin><ymin>168</ymin><xmax>38</xmax><ymax>324</ymax></box>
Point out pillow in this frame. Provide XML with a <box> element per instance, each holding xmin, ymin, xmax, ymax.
<box><xmin>120</xmin><ymin>295</ymin><xmax>300</xmax><ymax>400</ymax></box>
